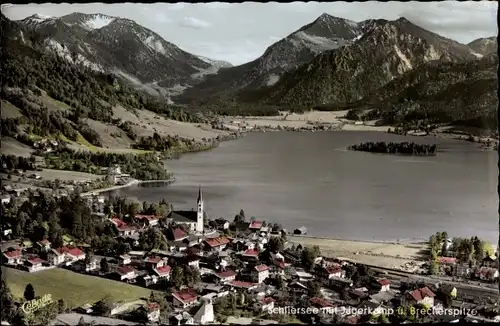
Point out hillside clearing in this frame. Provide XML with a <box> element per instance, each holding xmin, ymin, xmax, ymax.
<box><xmin>37</xmin><ymin>169</ymin><xmax>103</xmax><ymax>182</ymax></box>
<box><xmin>2</xmin><ymin>267</ymin><xmax>154</xmax><ymax>309</ymax></box>
<box><xmin>83</xmin><ymin>118</ymin><xmax>134</xmax><ymax>149</ymax></box>
<box><xmin>112</xmin><ymin>104</ymin><xmax>228</xmax><ymax>141</ymax></box>
<box><xmin>1</xmin><ymin>137</ymin><xmax>34</xmax><ymax>157</ymax></box>
<box><xmin>2</xmin><ymin>100</ymin><xmax>24</xmax><ymax>118</ymax></box>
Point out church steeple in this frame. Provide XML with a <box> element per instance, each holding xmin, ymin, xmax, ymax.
<box><xmin>197</xmin><ymin>186</ymin><xmax>203</xmax><ymax>204</ymax></box>
<box><xmin>196</xmin><ymin>186</ymin><xmax>204</xmax><ymax>233</ymax></box>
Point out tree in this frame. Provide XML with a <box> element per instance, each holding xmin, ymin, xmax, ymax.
<box><xmin>239</xmin><ymin>209</ymin><xmax>245</xmax><ymax>218</ymax></box>
<box><xmin>1</xmin><ymin>276</ymin><xmax>18</xmax><ymax>322</ymax></box>
<box><xmin>268</xmin><ymin>237</ymin><xmax>284</xmax><ymax>252</ymax></box>
<box><xmin>93</xmin><ymin>295</ymin><xmax>113</xmax><ymax>317</ymax></box>
<box><xmin>100</xmin><ymin>258</ymin><xmax>110</xmax><ymax>273</ymax></box>
<box><xmin>171</xmin><ymin>267</ymin><xmax>184</xmax><ymax>289</ymax></box>
<box><xmin>308</xmin><ymin>281</ymin><xmax>321</xmax><ymax>297</ymax></box>
<box><xmin>24</xmin><ymin>283</ymin><xmax>35</xmax><ymax>301</ymax></box>
<box><xmin>429</xmin><ymin>261</ymin><xmax>439</xmax><ymax>275</ymax></box>
<box><xmin>301</xmin><ymin>246</ymin><xmax>321</xmax><ymax>269</ymax></box>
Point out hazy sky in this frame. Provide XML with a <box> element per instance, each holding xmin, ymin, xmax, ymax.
<box><xmin>3</xmin><ymin>2</ymin><xmax>498</xmax><ymax>65</ymax></box>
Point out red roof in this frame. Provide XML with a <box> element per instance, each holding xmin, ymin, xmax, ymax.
<box><xmin>409</xmin><ymin>287</ymin><xmax>435</xmax><ymax>302</ymax></box>
<box><xmin>254</xmin><ymin>264</ymin><xmax>269</xmax><ymax>272</ymax></box>
<box><xmin>346</xmin><ymin>316</ymin><xmax>361</xmax><ymax>324</ymax></box>
<box><xmin>172</xmin><ymin>289</ymin><xmax>197</xmax><ymax>304</ymax></box>
<box><xmin>147</xmin><ymin>302</ymin><xmax>160</xmax><ymax>311</ymax></box>
<box><xmin>145</xmin><ymin>256</ymin><xmax>162</xmax><ymax>264</ymax></box>
<box><xmin>117</xmin><ymin>265</ymin><xmax>135</xmax><ymax>275</ymax></box>
<box><xmin>378</xmin><ymin>279</ymin><xmax>391</xmax><ymax>286</ymax></box>
<box><xmin>216</xmin><ymin>270</ymin><xmax>236</xmax><ymax>278</ymax></box>
<box><xmin>172</xmin><ymin>228</ymin><xmax>187</xmax><ymax>240</ymax></box>
<box><xmin>205</xmin><ymin>237</ymin><xmax>230</xmax><ymax>247</ymax></box>
<box><xmin>27</xmin><ymin>257</ymin><xmax>44</xmax><ymax>265</ymax></box>
<box><xmin>273</xmin><ymin>259</ymin><xmax>286</xmax><ymax>269</ymax></box>
<box><xmin>262</xmin><ymin>297</ymin><xmax>275</xmax><ymax>304</ymax></box>
<box><xmin>438</xmin><ymin>257</ymin><xmax>457</xmax><ymax>264</ymax></box>
<box><xmin>56</xmin><ymin>247</ymin><xmax>85</xmax><ymax>257</ymax></box>
<box><xmin>243</xmin><ymin>249</ymin><xmax>259</xmax><ymax>256</ymax></box>
<box><xmin>111</xmin><ymin>217</ymin><xmax>137</xmax><ymax>231</ymax></box>
<box><xmin>310</xmin><ymin>297</ymin><xmax>334</xmax><ymax>308</ymax></box>
<box><xmin>135</xmin><ymin>214</ymin><xmax>159</xmax><ymax>221</ymax></box>
<box><xmin>38</xmin><ymin>239</ymin><xmax>51</xmax><ymax>246</ymax></box>
<box><xmin>231</xmin><ymin>280</ymin><xmax>256</xmax><ymax>289</ymax></box>
<box><xmin>3</xmin><ymin>250</ymin><xmax>22</xmax><ymax>258</ymax></box>
<box><xmin>324</xmin><ymin>266</ymin><xmax>342</xmax><ymax>274</ymax></box>
<box><xmin>249</xmin><ymin>221</ymin><xmax>263</xmax><ymax>229</ymax></box>
<box><xmin>154</xmin><ymin>265</ymin><xmax>171</xmax><ymax>275</ymax></box>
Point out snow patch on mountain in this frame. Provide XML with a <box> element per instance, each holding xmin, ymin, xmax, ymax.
<box><xmin>289</xmin><ymin>32</ymin><xmax>347</xmax><ymax>53</ymax></box>
<box><xmin>45</xmin><ymin>39</ymin><xmax>103</xmax><ymax>72</ymax></box>
<box><xmin>265</xmin><ymin>74</ymin><xmax>280</xmax><ymax>86</ymax></box>
<box><xmin>470</xmin><ymin>50</ymin><xmax>484</xmax><ymax>58</ymax></box>
<box><xmin>196</xmin><ymin>55</ymin><xmax>233</xmax><ymax>69</ymax></box>
<box><xmin>31</xmin><ymin>14</ymin><xmax>53</xmax><ymax>22</ymax></box>
<box><xmin>142</xmin><ymin>36</ymin><xmax>169</xmax><ymax>56</ymax></box>
<box><xmin>82</xmin><ymin>15</ymin><xmax>115</xmax><ymax>30</ymax></box>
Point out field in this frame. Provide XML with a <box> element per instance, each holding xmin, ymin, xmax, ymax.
<box><xmin>1</xmin><ymin>137</ymin><xmax>35</xmax><ymax>157</ymax></box>
<box><xmin>2</xmin><ymin>267</ymin><xmax>154</xmax><ymax>308</ymax></box>
<box><xmin>289</xmin><ymin>236</ymin><xmax>429</xmax><ymax>270</ymax></box>
<box><xmin>1</xmin><ymin>100</ymin><xmax>23</xmax><ymax>118</ymax></box>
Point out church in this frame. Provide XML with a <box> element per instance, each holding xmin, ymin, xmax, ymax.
<box><xmin>167</xmin><ymin>187</ymin><xmax>206</xmax><ymax>234</ymax></box>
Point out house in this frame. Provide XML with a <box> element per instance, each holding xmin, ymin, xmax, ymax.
<box><xmin>230</xmin><ymin>280</ymin><xmax>258</xmax><ymax>291</ymax></box>
<box><xmin>193</xmin><ymin>299</ymin><xmax>214</xmax><ymax>325</ymax></box>
<box><xmin>214</xmin><ymin>219</ymin><xmax>230</xmax><ymax>230</ymax></box>
<box><xmin>294</xmin><ymin>269</ymin><xmax>314</xmax><ymax>282</ymax></box>
<box><xmin>249</xmin><ymin>220</ymin><xmax>263</xmax><ymax>231</ymax></box>
<box><xmin>202</xmin><ymin>284</ymin><xmax>230</xmax><ymax>298</ymax></box>
<box><xmin>142</xmin><ymin>302</ymin><xmax>160</xmax><ymax>323</ymax></box>
<box><xmin>358</xmin><ymin>301</ymin><xmax>384</xmax><ymax>317</ymax></box>
<box><xmin>377</xmin><ymin>279</ymin><xmax>391</xmax><ymax>292</ymax></box>
<box><xmin>35</xmin><ymin>239</ymin><xmax>51</xmax><ymax>253</ymax></box>
<box><xmin>85</xmin><ymin>259</ymin><xmax>98</xmax><ymax>272</ymax></box>
<box><xmin>454</xmin><ymin>263</ymin><xmax>471</xmax><ymax>277</ymax></box>
<box><xmin>53</xmin><ymin>247</ymin><xmax>86</xmax><ymax>265</ymax></box>
<box><xmin>2</xmin><ymin>250</ymin><xmax>23</xmax><ymax>265</ymax></box>
<box><xmin>110</xmin><ymin>217</ymin><xmax>138</xmax><ymax>236</ymax></box>
<box><xmin>288</xmin><ymin>280</ymin><xmax>309</xmax><ymax>295</ymax></box>
<box><xmin>475</xmin><ymin>267</ymin><xmax>499</xmax><ymax>281</ymax></box>
<box><xmin>186</xmin><ymin>255</ymin><xmax>200</xmax><ymax>269</ymax></box>
<box><xmin>322</xmin><ymin>265</ymin><xmax>345</xmax><ymax>279</ymax></box>
<box><xmin>117</xmin><ymin>265</ymin><xmax>137</xmax><ymax>281</ymax></box>
<box><xmin>1</xmin><ymin>196</ymin><xmax>11</xmax><ymax>204</ymax></box>
<box><xmin>144</xmin><ymin>256</ymin><xmax>166</xmax><ymax>270</ymax></box>
<box><xmin>204</xmin><ymin>237</ymin><xmax>230</xmax><ymax>252</ymax></box>
<box><xmin>172</xmin><ymin>289</ymin><xmax>198</xmax><ymax>309</ymax></box>
<box><xmin>154</xmin><ymin>265</ymin><xmax>172</xmax><ymax>280</ymax></box>
<box><xmin>241</xmin><ymin>249</ymin><xmax>259</xmax><ymax>260</ymax></box>
<box><xmin>170</xmin><ymin>312</ymin><xmax>195</xmax><ymax>326</ymax></box>
<box><xmin>215</xmin><ymin>270</ymin><xmax>237</xmax><ymax>284</ymax></box>
<box><xmin>26</xmin><ymin>257</ymin><xmax>44</xmax><ymax>272</ymax></box>
<box><xmin>255</xmin><ymin>297</ymin><xmax>275</xmax><ymax>313</ymax></box>
<box><xmin>252</xmin><ymin>264</ymin><xmax>270</xmax><ymax>283</ymax></box>
<box><xmin>310</xmin><ymin>297</ymin><xmax>335</xmax><ymax>318</ymax></box>
<box><xmin>482</xmin><ymin>256</ymin><xmax>498</xmax><ymax>268</ymax></box>
<box><xmin>48</xmin><ymin>249</ymin><xmax>65</xmax><ymax>265</ymax></box>
<box><xmin>293</xmin><ymin>227</ymin><xmax>307</xmax><ymax>235</ymax></box>
<box><xmin>438</xmin><ymin>257</ymin><xmax>457</xmax><ymax>265</ymax></box>
<box><xmin>438</xmin><ymin>284</ymin><xmax>457</xmax><ymax>299</ymax></box>
<box><xmin>118</xmin><ymin>254</ymin><xmax>132</xmax><ymax>265</ymax></box>
<box><xmin>165</xmin><ymin>228</ymin><xmax>189</xmax><ymax>242</ymax></box>
<box><xmin>140</xmin><ymin>275</ymin><xmax>159</xmax><ymax>287</ymax></box>
<box><xmin>405</xmin><ymin>287</ymin><xmax>435</xmax><ymax>307</ymax></box>
<box><xmin>134</xmin><ymin>214</ymin><xmax>160</xmax><ymax>228</ymax></box>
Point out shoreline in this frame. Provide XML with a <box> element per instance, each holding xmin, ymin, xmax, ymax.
<box><xmin>80</xmin><ymin>177</ymin><xmax>176</xmax><ymax>197</ymax></box>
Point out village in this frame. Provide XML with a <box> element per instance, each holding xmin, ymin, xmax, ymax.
<box><xmin>1</xmin><ymin>187</ymin><xmax>500</xmax><ymax>325</ymax></box>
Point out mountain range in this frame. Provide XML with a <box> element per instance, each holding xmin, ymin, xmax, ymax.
<box><xmin>2</xmin><ymin>11</ymin><xmax>498</xmax><ymax>129</ymax></box>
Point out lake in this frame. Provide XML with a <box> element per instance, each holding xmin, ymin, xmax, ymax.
<box><xmin>107</xmin><ymin>131</ymin><xmax>498</xmax><ymax>244</ymax></box>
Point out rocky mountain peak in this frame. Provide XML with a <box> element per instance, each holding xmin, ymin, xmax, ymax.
<box><xmin>468</xmin><ymin>36</ymin><xmax>497</xmax><ymax>56</ymax></box>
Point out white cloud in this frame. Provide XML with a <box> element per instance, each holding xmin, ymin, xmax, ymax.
<box><xmin>180</xmin><ymin>16</ymin><xmax>211</xmax><ymax>29</ymax></box>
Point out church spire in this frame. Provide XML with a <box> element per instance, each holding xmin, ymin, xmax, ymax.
<box><xmin>197</xmin><ymin>186</ymin><xmax>203</xmax><ymax>203</ymax></box>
